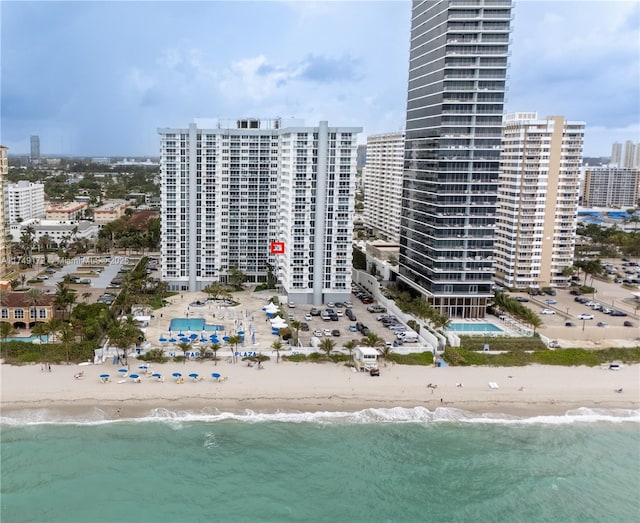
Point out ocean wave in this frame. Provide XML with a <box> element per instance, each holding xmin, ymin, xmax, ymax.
<box><xmin>2</xmin><ymin>406</ymin><xmax>639</xmax><ymax>427</ymax></box>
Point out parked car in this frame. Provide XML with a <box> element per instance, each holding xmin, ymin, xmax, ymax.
<box><xmin>544</xmin><ymin>299</ymin><xmax>557</xmax><ymax>305</ymax></box>
<box><xmin>569</xmin><ymin>290</ymin><xmax>582</xmax><ymax>296</ymax></box>
<box><xmin>331</xmin><ymin>329</ymin><xmax>341</xmax><ymax>337</ymax></box>
<box><xmin>313</xmin><ymin>329</ymin><xmax>323</xmax><ymax>337</ymax></box>
<box><xmin>609</xmin><ymin>310</ymin><xmax>628</xmax><ymax>317</ymax></box>
<box><xmin>345</xmin><ymin>309</ymin><xmax>356</xmax><ymax>321</ymax></box>
<box><xmin>348</xmin><ymin>324</ymin><xmax>358</xmax><ymax>332</ymax></box>
<box><xmin>310</xmin><ymin>308</ymin><xmax>320</xmax><ymax>316</ymax></box>
<box><xmin>323</xmin><ymin>329</ymin><xmax>332</xmax><ymax>336</ymax></box>
<box><xmin>304</xmin><ymin>314</ymin><xmax>312</xmax><ymax>321</ymax></box>
<box><xmin>516</xmin><ymin>297</ymin><xmax>529</xmax><ymax>302</ymax></box>
<box><xmin>326</xmin><ymin>302</ymin><xmax>335</xmax><ymax>308</ymax></box>
<box><xmin>597</xmin><ymin>322</ymin><xmax>608</xmax><ymax>327</ymax></box>
<box><xmin>540</xmin><ymin>309</ymin><xmax>556</xmax><ymax>315</ymax></box>
<box><xmin>623</xmin><ymin>321</ymin><xmax>634</xmax><ymax>327</ymax></box>
<box><xmin>578</xmin><ymin>314</ymin><xmax>594</xmax><ymax>320</ymax></box>
<box><xmin>334</xmin><ymin>302</ymin><xmax>344</xmax><ymax>308</ymax></box>
<box><xmin>288</xmin><ymin>301</ymin><xmax>296</xmax><ymax>308</ymax></box>
<box><xmin>300</xmin><ymin>322</ymin><xmax>309</xmax><ymax>331</ymax></box>
<box><xmin>565</xmin><ymin>322</ymin><xmax>576</xmax><ymax>327</ymax></box>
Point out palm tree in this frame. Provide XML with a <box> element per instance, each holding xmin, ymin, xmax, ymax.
<box><xmin>31</xmin><ymin>322</ymin><xmax>49</xmax><ymax>343</ymax></box>
<box><xmin>319</xmin><ymin>338</ymin><xmax>336</xmax><ymax>359</ymax></box>
<box><xmin>59</xmin><ymin>323</ymin><xmax>75</xmax><ymax>364</ymax></box>
<box><xmin>54</xmin><ymin>282</ymin><xmax>77</xmax><ymax>320</ymax></box>
<box><xmin>210</xmin><ymin>342</ymin><xmax>221</xmax><ymax>366</ymax></box>
<box><xmin>290</xmin><ymin>320</ymin><xmax>301</xmax><ymax>344</ymax></box>
<box><xmin>227</xmin><ymin>334</ymin><xmax>242</xmax><ymax>364</ymax></box>
<box><xmin>360</xmin><ymin>332</ymin><xmax>384</xmax><ymax>351</ymax></box>
<box><xmin>342</xmin><ymin>340</ymin><xmax>358</xmax><ymax>366</ymax></box>
<box><xmin>0</xmin><ymin>322</ymin><xmax>16</xmax><ymax>360</ymax></box>
<box><xmin>177</xmin><ymin>341</ymin><xmax>192</xmax><ymax>363</ymax></box>
<box><xmin>44</xmin><ymin>318</ymin><xmax>62</xmax><ymax>343</ymax></box>
<box><xmin>82</xmin><ymin>292</ymin><xmax>92</xmax><ymax>302</ymax></box>
<box><xmin>271</xmin><ymin>340</ymin><xmax>283</xmax><ymax>363</ymax></box>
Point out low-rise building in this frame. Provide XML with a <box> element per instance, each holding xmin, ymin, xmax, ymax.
<box><xmin>0</xmin><ymin>292</ymin><xmax>55</xmax><ymax>328</ymax></box>
<box><xmin>93</xmin><ymin>200</ymin><xmax>131</xmax><ymax>225</ymax></box>
<box><xmin>45</xmin><ymin>202</ymin><xmax>89</xmax><ymax>221</ymax></box>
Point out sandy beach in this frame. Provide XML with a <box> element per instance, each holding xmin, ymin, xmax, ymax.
<box><xmin>2</xmin><ymin>360</ymin><xmax>638</xmax><ymax>419</ymax></box>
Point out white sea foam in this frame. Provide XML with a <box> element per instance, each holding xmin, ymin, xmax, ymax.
<box><xmin>2</xmin><ymin>405</ymin><xmax>639</xmax><ymax>427</ymax></box>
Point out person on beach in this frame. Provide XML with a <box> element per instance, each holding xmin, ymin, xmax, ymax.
<box><xmin>48</xmin><ymin>363</ymin><xmax>51</xmax><ymax>372</ymax></box>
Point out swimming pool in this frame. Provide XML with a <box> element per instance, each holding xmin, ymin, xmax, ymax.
<box><xmin>446</xmin><ymin>323</ymin><xmax>503</xmax><ymax>333</ymax></box>
<box><xmin>169</xmin><ymin>318</ymin><xmax>224</xmax><ymax>332</ymax></box>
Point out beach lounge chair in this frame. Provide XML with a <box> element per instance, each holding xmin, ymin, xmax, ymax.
<box><xmin>489</xmin><ymin>382</ymin><xmax>499</xmax><ymax>389</ymax></box>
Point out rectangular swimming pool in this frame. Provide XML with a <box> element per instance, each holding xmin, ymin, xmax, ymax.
<box><xmin>446</xmin><ymin>323</ymin><xmax>503</xmax><ymax>333</ymax></box>
<box><xmin>169</xmin><ymin>318</ymin><xmax>224</xmax><ymax>332</ymax></box>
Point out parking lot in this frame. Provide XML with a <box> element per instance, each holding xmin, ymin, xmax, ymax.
<box><xmin>294</xmin><ymin>289</ymin><xmax>407</xmax><ymax>348</ymax></box>
<box><xmin>508</xmin><ymin>276</ymin><xmax>640</xmax><ymax>347</ymax></box>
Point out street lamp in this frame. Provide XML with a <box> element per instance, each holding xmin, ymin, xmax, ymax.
<box><xmin>582</xmin><ymin>318</ymin><xmax>586</xmax><ymax>331</ymax></box>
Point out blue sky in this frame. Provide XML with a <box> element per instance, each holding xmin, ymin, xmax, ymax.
<box><xmin>1</xmin><ymin>1</ymin><xmax>638</xmax><ymax>157</ymax></box>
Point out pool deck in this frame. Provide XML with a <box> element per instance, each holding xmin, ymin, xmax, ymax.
<box><xmin>141</xmin><ymin>289</ymin><xmax>284</xmax><ymax>354</ymax></box>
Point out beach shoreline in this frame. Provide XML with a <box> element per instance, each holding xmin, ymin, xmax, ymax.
<box><xmin>2</xmin><ymin>360</ymin><xmax>638</xmax><ymax>421</ymax></box>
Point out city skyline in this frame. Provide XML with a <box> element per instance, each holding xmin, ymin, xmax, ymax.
<box><xmin>1</xmin><ymin>1</ymin><xmax>638</xmax><ymax>157</ymax></box>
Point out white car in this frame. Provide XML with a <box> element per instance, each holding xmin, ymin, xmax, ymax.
<box><xmin>540</xmin><ymin>309</ymin><xmax>556</xmax><ymax>315</ymax></box>
<box><xmin>313</xmin><ymin>329</ymin><xmax>323</xmax><ymax>337</ymax></box>
<box><xmin>336</xmin><ymin>310</ymin><xmax>343</xmax><ymax>317</ymax></box>
<box><xmin>578</xmin><ymin>314</ymin><xmax>594</xmax><ymax>320</ymax></box>
<box><xmin>323</xmin><ymin>328</ymin><xmax>332</xmax><ymax>336</ymax></box>
<box><xmin>304</xmin><ymin>314</ymin><xmax>312</xmax><ymax>321</ymax></box>
<box><xmin>288</xmin><ymin>301</ymin><xmax>296</xmax><ymax>308</ymax></box>
<box><xmin>327</xmin><ymin>302</ymin><xmax>335</xmax><ymax>308</ymax></box>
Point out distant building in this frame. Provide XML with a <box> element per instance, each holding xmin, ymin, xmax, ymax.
<box><xmin>91</xmin><ymin>157</ymin><xmax>111</xmax><ymax>165</ymax></box>
<box><xmin>6</xmin><ymin>181</ymin><xmax>45</xmax><ymax>223</ymax></box>
<box><xmin>10</xmin><ymin>220</ymin><xmax>99</xmax><ymax>249</ymax></box>
<box><xmin>0</xmin><ymin>146</ymin><xmax>10</xmax><ymax>273</ymax></box>
<box><xmin>93</xmin><ymin>200</ymin><xmax>131</xmax><ymax>225</ymax></box>
<box><xmin>494</xmin><ymin>113</ymin><xmax>585</xmax><ymax>290</ymax></box>
<box><xmin>363</xmin><ymin>132</ymin><xmax>405</xmax><ymax>244</ymax></box>
<box><xmin>611</xmin><ymin>140</ymin><xmax>640</xmax><ymax>168</ymax></box>
<box><xmin>582</xmin><ymin>167</ymin><xmax>640</xmax><ymax>208</ymax></box>
<box><xmin>45</xmin><ymin>202</ymin><xmax>89</xmax><ymax>221</ymax></box>
<box><xmin>30</xmin><ymin>136</ymin><xmax>40</xmax><ymax>163</ymax></box>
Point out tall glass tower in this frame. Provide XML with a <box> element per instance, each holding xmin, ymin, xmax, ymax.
<box><xmin>399</xmin><ymin>0</ymin><xmax>512</xmax><ymax>318</ymax></box>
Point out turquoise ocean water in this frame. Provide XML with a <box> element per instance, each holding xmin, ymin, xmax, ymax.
<box><xmin>2</xmin><ymin>407</ymin><xmax>639</xmax><ymax>523</ymax></box>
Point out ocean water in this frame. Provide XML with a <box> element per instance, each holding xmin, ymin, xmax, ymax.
<box><xmin>2</xmin><ymin>407</ymin><xmax>639</xmax><ymax>523</ymax></box>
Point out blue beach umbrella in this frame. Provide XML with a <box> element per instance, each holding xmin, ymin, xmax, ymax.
<box><xmin>152</xmin><ymin>373</ymin><xmax>162</xmax><ymax>378</ymax></box>
<box><xmin>189</xmin><ymin>333</ymin><xmax>198</xmax><ymax>340</ymax></box>
<box><xmin>118</xmin><ymin>368</ymin><xmax>128</xmax><ymax>374</ymax></box>
<box><xmin>223</xmin><ymin>336</ymin><xmax>230</xmax><ymax>342</ymax></box>
<box><xmin>212</xmin><ymin>373</ymin><xmax>221</xmax><ymax>381</ymax></box>
<box><xmin>189</xmin><ymin>373</ymin><xmax>199</xmax><ymax>379</ymax></box>
<box><xmin>172</xmin><ymin>372</ymin><xmax>182</xmax><ymax>378</ymax></box>
<box><xmin>100</xmin><ymin>374</ymin><xmax>109</xmax><ymax>378</ymax></box>
<box><xmin>159</xmin><ymin>336</ymin><xmax>167</xmax><ymax>342</ymax></box>
<box><xmin>129</xmin><ymin>374</ymin><xmax>140</xmax><ymax>380</ymax></box>
<box><xmin>138</xmin><ymin>364</ymin><xmax>149</xmax><ymax>370</ymax></box>
<box><xmin>169</xmin><ymin>337</ymin><xmax>177</xmax><ymax>343</ymax></box>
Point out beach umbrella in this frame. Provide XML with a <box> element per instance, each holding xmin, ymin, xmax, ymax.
<box><xmin>159</xmin><ymin>336</ymin><xmax>167</xmax><ymax>342</ymax></box>
<box><xmin>169</xmin><ymin>337</ymin><xmax>177</xmax><ymax>343</ymax></box>
<box><xmin>189</xmin><ymin>373</ymin><xmax>199</xmax><ymax>379</ymax></box>
<box><xmin>172</xmin><ymin>372</ymin><xmax>182</xmax><ymax>378</ymax></box>
<box><xmin>100</xmin><ymin>374</ymin><xmax>110</xmax><ymax>379</ymax></box>
<box><xmin>212</xmin><ymin>373</ymin><xmax>221</xmax><ymax>381</ymax></box>
<box><xmin>118</xmin><ymin>368</ymin><xmax>128</xmax><ymax>375</ymax></box>
<box><xmin>138</xmin><ymin>364</ymin><xmax>149</xmax><ymax>370</ymax></box>
<box><xmin>129</xmin><ymin>374</ymin><xmax>140</xmax><ymax>380</ymax></box>
<box><xmin>223</xmin><ymin>336</ymin><xmax>230</xmax><ymax>342</ymax></box>
<box><xmin>152</xmin><ymin>373</ymin><xmax>162</xmax><ymax>378</ymax></box>
<box><xmin>189</xmin><ymin>333</ymin><xmax>198</xmax><ymax>340</ymax></box>
<box><xmin>200</xmin><ymin>337</ymin><xmax>207</xmax><ymax>343</ymax></box>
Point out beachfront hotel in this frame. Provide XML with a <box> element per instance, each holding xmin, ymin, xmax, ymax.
<box><xmin>158</xmin><ymin>118</ymin><xmax>361</xmax><ymax>305</ymax></box>
<box><xmin>6</xmin><ymin>180</ymin><xmax>45</xmax><ymax>224</ymax></box>
<box><xmin>397</xmin><ymin>0</ymin><xmax>513</xmax><ymax>318</ymax></box>
<box><xmin>363</xmin><ymin>132</ymin><xmax>405</xmax><ymax>244</ymax></box>
<box><xmin>493</xmin><ymin>113</ymin><xmax>585</xmax><ymax>290</ymax></box>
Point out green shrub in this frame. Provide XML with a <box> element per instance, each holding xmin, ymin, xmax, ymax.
<box><xmin>388</xmin><ymin>351</ymin><xmax>434</xmax><ymax>365</ymax></box>
<box><xmin>139</xmin><ymin>349</ymin><xmax>169</xmax><ymax>363</ymax></box>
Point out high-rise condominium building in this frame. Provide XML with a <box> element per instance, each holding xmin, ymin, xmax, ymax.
<box><xmin>494</xmin><ymin>113</ymin><xmax>584</xmax><ymax>290</ymax></box>
<box><xmin>0</xmin><ymin>146</ymin><xmax>10</xmax><ymax>273</ymax></box>
<box><xmin>30</xmin><ymin>136</ymin><xmax>40</xmax><ymax>163</ymax></box>
<box><xmin>611</xmin><ymin>140</ymin><xmax>640</xmax><ymax>169</ymax></box>
<box><xmin>363</xmin><ymin>132</ymin><xmax>405</xmax><ymax>243</ymax></box>
<box><xmin>158</xmin><ymin>118</ymin><xmax>361</xmax><ymax>305</ymax></box>
<box><xmin>399</xmin><ymin>0</ymin><xmax>512</xmax><ymax>318</ymax></box>
<box><xmin>582</xmin><ymin>167</ymin><xmax>639</xmax><ymax>208</ymax></box>
<box><xmin>6</xmin><ymin>180</ymin><xmax>45</xmax><ymax>223</ymax></box>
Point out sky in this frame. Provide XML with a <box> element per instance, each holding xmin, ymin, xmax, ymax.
<box><xmin>1</xmin><ymin>0</ymin><xmax>639</xmax><ymax>157</ymax></box>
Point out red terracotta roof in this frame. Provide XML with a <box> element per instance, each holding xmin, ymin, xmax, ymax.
<box><xmin>0</xmin><ymin>292</ymin><xmax>55</xmax><ymax>308</ymax></box>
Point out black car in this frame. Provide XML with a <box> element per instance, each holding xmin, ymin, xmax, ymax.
<box><xmin>300</xmin><ymin>322</ymin><xmax>309</xmax><ymax>331</ymax></box>
<box><xmin>569</xmin><ymin>290</ymin><xmax>582</xmax><ymax>296</ymax></box>
<box><xmin>310</xmin><ymin>308</ymin><xmax>320</xmax><ymax>316</ymax></box>
<box><xmin>361</xmin><ymin>327</ymin><xmax>371</xmax><ymax>336</ymax></box>
<box><xmin>516</xmin><ymin>297</ymin><xmax>529</xmax><ymax>302</ymax></box>
<box><xmin>624</xmin><ymin>321</ymin><xmax>634</xmax><ymax>327</ymax></box>
<box><xmin>330</xmin><ymin>314</ymin><xmax>339</xmax><ymax>321</ymax></box>
<box><xmin>345</xmin><ymin>309</ymin><xmax>356</xmax><ymax>321</ymax></box>
<box><xmin>565</xmin><ymin>322</ymin><xmax>576</xmax><ymax>327</ymax></box>
<box><xmin>609</xmin><ymin>310</ymin><xmax>628</xmax><ymax>317</ymax></box>
<box><xmin>331</xmin><ymin>329</ymin><xmax>340</xmax><ymax>337</ymax></box>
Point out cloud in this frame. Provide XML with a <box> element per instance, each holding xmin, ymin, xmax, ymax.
<box><xmin>298</xmin><ymin>54</ymin><xmax>362</xmax><ymax>83</ymax></box>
